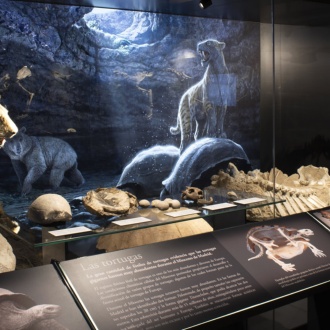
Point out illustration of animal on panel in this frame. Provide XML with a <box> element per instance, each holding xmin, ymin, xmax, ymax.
<box><xmin>170</xmin><ymin>39</ymin><xmax>231</xmax><ymax>153</ymax></box>
<box><xmin>0</xmin><ymin>104</ymin><xmax>18</xmax><ymax>148</ymax></box>
<box><xmin>0</xmin><ymin>288</ymin><xmax>68</xmax><ymax>330</ymax></box>
<box><xmin>246</xmin><ymin>225</ymin><xmax>326</xmax><ymax>272</ymax></box>
<box><xmin>2</xmin><ymin>127</ymin><xmax>85</xmax><ymax>195</ymax></box>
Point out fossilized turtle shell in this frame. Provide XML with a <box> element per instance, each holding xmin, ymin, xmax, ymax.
<box><xmin>27</xmin><ymin>194</ymin><xmax>72</xmax><ymax>224</ymax></box>
<box><xmin>116</xmin><ymin>145</ymin><xmax>180</xmax><ymax>198</ymax></box>
<box><xmin>161</xmin><ymin>138</ymin><xmax>251</xmax><ymax>197</ymax></box>
<box><xmin>83</xmin><ymin>187</ymin><xmax>138</xmax><ymax>217</ymax></box>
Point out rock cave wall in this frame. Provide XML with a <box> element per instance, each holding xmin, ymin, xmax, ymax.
<box><xmin>0</xmin><ymin>0</ymin><xmax>260</xmax><ymax>193</ymax></box>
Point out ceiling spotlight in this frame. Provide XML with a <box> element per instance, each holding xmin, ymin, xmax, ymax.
<box><xmin>199</xmin><ymin>0</ymin><xmax>212</xmax><ymax>9</ymax></box>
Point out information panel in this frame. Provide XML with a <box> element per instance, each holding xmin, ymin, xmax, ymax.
<box><xmin>59</xmin><ymin>213</ymin><xmax>330</xmax><ymax>330</ymax></box>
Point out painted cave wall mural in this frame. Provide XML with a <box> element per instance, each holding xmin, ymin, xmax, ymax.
<box><xmin>0</xmin><ymin>1</ymin><xmax>260</xmax><ymax>206</ymax></box>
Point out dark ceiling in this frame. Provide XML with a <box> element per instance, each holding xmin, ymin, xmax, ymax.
<box><xmin>14</xmin><ymin>0</ymin><xmax>330</xmax><ymax>26</ymax></box>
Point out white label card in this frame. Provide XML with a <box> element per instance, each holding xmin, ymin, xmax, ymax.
<box><xmin>112</xmin><ymin>217</ymin><xmax>152</xmax><ymax>226</ymax></box>
<box><xmin>49</xmin><ymin>226</ymin><xmax>92</xmax><ymax>237</ymax></box>
<box><xmin>202</xmin><ymin>203</ymin><xmax>237</xmax><ymax>211</ymax></box>
<box><xmin>234</xmin><ymin>197</ymin><xmax>266</xmax><ymax>205</ymax></box>
<box><xmin>165</xmin><ymin>209</ymin><xmax>201</xmax><ymax>218</ymax></box>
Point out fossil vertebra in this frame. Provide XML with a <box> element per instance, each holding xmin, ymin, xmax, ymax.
<box><xmin>209</xmin><ymin>163</ymin><xmax>330</xmax><ymax>221</ymax></box>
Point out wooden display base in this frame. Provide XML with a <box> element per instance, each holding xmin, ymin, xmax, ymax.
<box><xmin>96</xmin><ymin>218</ymin><xmax>213</xmax><ymax>252</ymax></box>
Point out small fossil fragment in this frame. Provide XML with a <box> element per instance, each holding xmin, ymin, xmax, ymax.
<box><xmin>227</xmin><ymin>191</ymin><xmax>238</xmax><ymax>200</ymax></box>
<box><xmin>83</xmin><ymin>187</ymin><xmax>138</xmax><ymax>217</ymax></box>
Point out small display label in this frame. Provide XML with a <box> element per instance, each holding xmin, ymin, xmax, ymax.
<box><xmin>234</xmin><ymin>197</ymin><xmax>266</xmax><ymax>205</ymax></box>
<box><xmin>49</xmin><ymin>226</ymin><xmax>92</xmax><ymax>236</ymax></box>
<box><xmin>203</xmin><ymin>202</ymin><xmax>237</xmax><ymax>210</ymax></box>
<box><xmin>165</xmin><ymin>209</ymin><xmax>201</xmax><ymax>217</ymax></box>
<box><xmin>112</xmin><ymin>217</ymin><xmax>152</xmax><ymax>226</ymax></box>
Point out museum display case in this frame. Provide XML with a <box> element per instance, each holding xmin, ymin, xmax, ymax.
<box><xmin>0</xmin><ymin>0</ymin><xmax>328</xmax><ymax>258</ymax></box>
<box><xmin>0</xmin><ymin>0</ymin><xmax>281</xmax><ymax>256</ymax></box>
<box><xmin>0</xmin><ymin>0</ymin><xmax>330</xmax><ymax>329</ymax></box>
<box><xmin>0</xmin><ymin>0</ymin><xmax>329</xmax><ymax>259</ymax></box>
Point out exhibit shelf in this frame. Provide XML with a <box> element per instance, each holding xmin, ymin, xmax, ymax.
<box><xmin>31</xmin><ymin>191</ymin><xmax>284</xmax><ymax>248</ymax></box>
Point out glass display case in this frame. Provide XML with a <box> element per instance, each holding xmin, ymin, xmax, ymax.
<box><xmin>0</xmin><ymin>0</ymin><xmax>329</xmax><ymax>263</ymax></box>
<box><xmin>1</xmin><ymin>1</ymin><xmax>330</xmax><ymax>329</ymax></box>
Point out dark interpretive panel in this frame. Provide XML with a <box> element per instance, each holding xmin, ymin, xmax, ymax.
<box><xmin>60</xmin><ymin>235</ymin><xmax>270</xmax><ymax>329</ymax></box>
<box><xmin>59</xmin><ymin>213</ymin><xmax>330</xmax><ymax>330</ymax></box>
<box><xmin>215</xmin><ymin>213</ymin><xmax>330</xmax><ymax>297</ymax></box>
<box><xmin>0</xmin><ymin>264</ymin><xmax>91</xmax><ymax>329</ymax></box>
<box><xmin>1</xmin><ymin>212</ymin><xmax>329</xmax><ymax>330</ymax></box>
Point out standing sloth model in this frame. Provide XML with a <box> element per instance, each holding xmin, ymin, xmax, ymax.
<box><xmin>170</xmin><ymin>39</ymin><xmax>229</xmax><ymax>153</ymax></box>
<box><xmin>3</xmin><ymin>127</ymin><xmax>85</xmax><ymax>195</ymax></box>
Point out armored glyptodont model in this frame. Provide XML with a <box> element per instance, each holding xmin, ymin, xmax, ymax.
<box><xmin>161</xmin><ymin>137</ymin><xmax>251</xmax><ymax>198</ymax></box>
<box><xmin>117</xmin><ymin>145</ymin><xmax>180</xmax><ymax>198</ymax></box>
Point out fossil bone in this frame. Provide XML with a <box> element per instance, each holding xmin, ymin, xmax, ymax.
<box><xmin>210</xmin><ymin>163</ymin><xmax>330</xmax><ymax>221</ymax></box>
<box><xmin>83</xmin><ymin>187</ymin><xmax>138</xmax><ymax>217</ymax></box>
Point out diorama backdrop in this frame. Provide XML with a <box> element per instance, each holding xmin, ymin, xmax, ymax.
<box><xmin>0</xmin><ymin>0</ymin><xmax>260</xmax><ymax>217</ymax></box>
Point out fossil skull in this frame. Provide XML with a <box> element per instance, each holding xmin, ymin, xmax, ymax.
<box><xmin>181</xmin><ymin>186</ymin><xmax>213</xmax><ymax>205</ymax></box>
<box><xmin>182</xmin><ymin>186</ymin><xmax>204</xmax><ymax>201</ymax></box>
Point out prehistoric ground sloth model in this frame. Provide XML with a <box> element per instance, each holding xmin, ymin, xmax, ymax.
<box><xmin>170</xmin><ymin>39</ymin><xmax>229</xmax><ymax>153</ymax></box>
<box><xmin>246</xmin><ymin>225</ymin><xmax>326</xmax><ymax>272</ymax></box>
<box><xmin>3</xmin><ymin>127</ymin><xmax>85</xmax><ymax>195</ymax></box>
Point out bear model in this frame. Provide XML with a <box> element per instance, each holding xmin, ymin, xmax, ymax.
<box><xmin>3</xmin><ymin>127</ymin><xmax>85</xmax><ymax>195</ymax></box>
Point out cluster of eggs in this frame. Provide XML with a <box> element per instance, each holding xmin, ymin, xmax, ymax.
<box><xmin>138</xmin><ymin>198</ymin><xmax>181</xmax><ymax>211</ymax></box>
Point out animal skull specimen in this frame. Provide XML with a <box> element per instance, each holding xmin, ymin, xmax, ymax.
<box><xmin>181</xmin><ymin>186</ymin><xmax>213</xmax><ymax>205</ymax></box>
